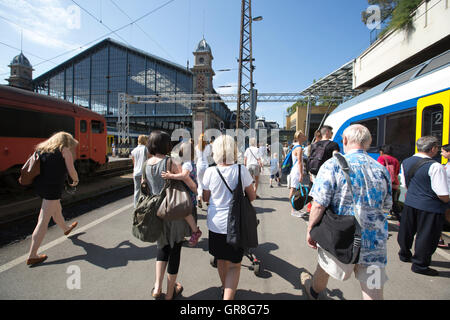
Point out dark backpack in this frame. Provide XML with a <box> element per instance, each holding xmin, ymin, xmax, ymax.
<box><xmin>307</xmin><ymin>140</ymin><xmax>332</xmax><ymax>175</ymax></box>
<box><xmin>131</xmin><ymin>159</ymin><xmax>164</xmax><ymax>243</ymax></box>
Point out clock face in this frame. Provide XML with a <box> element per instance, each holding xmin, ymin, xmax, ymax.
<box><xmin>199</xmin><ymin>57</ymin><xmax>205</xmax><ymax>64</ymax></box>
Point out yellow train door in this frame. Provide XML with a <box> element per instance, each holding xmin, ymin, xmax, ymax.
<box><xmin>416</xmin><ymin>90</ymin><xmax>450</xmax><ymax>164</ymax></box>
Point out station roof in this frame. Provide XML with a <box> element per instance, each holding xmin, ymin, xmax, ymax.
<box><xmin>33</xmin><ymin>38</ymin><xmax>192</xmax><ymax>83</ymax></box>
<box><xmin>299</xmin><ymin>60</ymin><xmax>366</xmax><ymax>98</ymax></box>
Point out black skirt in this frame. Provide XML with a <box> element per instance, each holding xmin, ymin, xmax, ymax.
<box><xmin>209</xmin><ymin>231</ymin><xmax>244</xmax><ymax>264</ymax></box>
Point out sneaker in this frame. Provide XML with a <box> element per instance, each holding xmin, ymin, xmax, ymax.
<box><xmin>412</xmin><ymin>267</ymin><xmax>438</xmax><ymax>277</ymax></box>
<box><xmin>386</xmin><ymin>214</ymin><xmax>398</xmax><ymax>221</ymax></box>
<box><xmin>300</xmin><ymin>272</ymin><xmax>317</xmax><ymax>300</ymax></box>
<box><xmin>189</xmin><ymin>228</ymin><xmax>202</xmax><ymax>247</ymax></box>
<box><xmin>291</xmin><ymin>210</ymin><xmax>302</xmax><ymax>217</ymax></box>
<box><xmin>270</xmin><ymin>185</ymin><xmax>273</xmax><ymax>188</ymax></box>
<box><xmin>438</xmin><ymin>239</ymin><xmax>448</xmax><ymax>249</ymax></box>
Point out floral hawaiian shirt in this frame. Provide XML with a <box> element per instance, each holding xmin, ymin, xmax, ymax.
<box><xmin>309</xmin><ymin>149</ymin><xmax>393</xmax><ymax>267</ymax></box>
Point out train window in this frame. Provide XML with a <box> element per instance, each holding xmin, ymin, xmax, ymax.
<box><xmin>417</xmin><ymin>51</ymin><xmax>450</xmax><ymax>77</ymax></box>
<box><xmin>384</xmin><ymin>65</ymin><xmax>421</xmax><ymax>91</ymax></box>
<box><xmin>355</xmin><ymin>118</ymin><xmax>378</xmax><ymax>149</ymax></box>
<box><xmin>91</xmin><ymin>120</ymin><xmax>104</xmax><ymax>134</ymax></box>
<box><xmin>385</xmin><ymin>110</ymin><xmax>416</xmax><ymax>162</ymax></box>
<box><xmin>0</xmin><ymin>105</ymin><xmax>75</xmax><ymax>138</ymax></box>
<box><xmin>422</xmin><ymin>104</ymin><xmax>443</xmax><ymax>145</ymax></box>
<box><xmin>80</xmin><ymin>120</ymin><xmax>87</xmax><ymax>133</ymax></box>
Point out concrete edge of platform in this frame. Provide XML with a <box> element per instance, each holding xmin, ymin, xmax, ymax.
<box><xmin>0</xmin><ymin>178</ymin><xmax>133</xmax><ymax>225</ymax></box>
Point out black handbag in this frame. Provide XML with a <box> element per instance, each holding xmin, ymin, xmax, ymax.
<box><xmin>310</xmin><ymin>153</ymin><xmax>361</xmax><ymax>265</ymax></box>
<box><xmin>291</xmin><ymin>184</ymin><xmax>312</xmax><ymax>211</ymax></box>
<box><xmin>216</xmin><ymin>165</ymin><xmax>258</xmax><ymax>249</ymax></box>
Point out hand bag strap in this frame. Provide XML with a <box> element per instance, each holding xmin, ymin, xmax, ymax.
<box><xmin>216</xmin><ymin>167</ymin><xmax>233</xmax><ymax>194</ymax></box>
<box><xmin>333</xmin><ymin>153</ymin><xmax>362</xmax><ymax>262</ymax></box>
<box><xmin>333</xmin><ymin>153</ymin><xmax>361</xmax><ymax>229</ymax></box>
<box><xmin>405</xmin><ymin>158</ymin><xmax>435</xmax><ymax>188</ymax></box>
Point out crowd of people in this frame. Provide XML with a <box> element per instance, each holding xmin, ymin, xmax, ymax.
<box><xmin>24</xmin><ymin>124</ymin><xmax>449</xmax><ymax>300</ymax></box>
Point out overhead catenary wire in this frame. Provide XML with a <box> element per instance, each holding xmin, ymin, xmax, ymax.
<box><xmin>108</xmin><ymin>0</ymin><xmax>175</xmax><ymax>61</ymax></box>
<box><xmin>1</xmin><ymin>0</ymin><xmax>177</xmax><ymax>77</ymax></box>
<box><xmin>71</xmin><ymin>0</ymin><xmax>131</xmax><ymax>46</ymax></box>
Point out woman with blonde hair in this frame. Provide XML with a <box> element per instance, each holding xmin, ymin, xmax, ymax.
<box><xmin>27</xmin><ymin>131</ymin><xmax>80</xmax><ymax>266</ymax></box>
<box><xmin>202</xmin><ymin>135</ymin><xmax>256</xmax><ymax>299</ymax></box>
<box><xmin>195</xmin><ymin>133</ymin><xmax>212</xmax><ymax>208</ymax></box>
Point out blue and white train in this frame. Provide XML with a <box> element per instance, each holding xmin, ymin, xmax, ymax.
<box><xmin>325</xmin><ymin>49</ymin><xmax>450</xmax><ymax>165</ymax></box>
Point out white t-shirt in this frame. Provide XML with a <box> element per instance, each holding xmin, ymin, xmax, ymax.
<box><xmin>182</xmin><ymin>161</ymin><xmax>193</xmax><ymax>173</ymax></box>
<box><xmin>244</xmin><ymin>146</ymin><xmax>261</xmax><ymax>166</ymax></box>
<box><xmin>445</xmin><ymin>163</ymin><xmax>450</xmax><ymax>193</ymax></box>
<box><xmin>203</xmin><ymin>164</ymin><xmax>254</xmax><ymax>234</ymax></box>
<box><xmin>270</xmin><ymin>158</ymin><xmax>279</xmax><ymax>175</ymax></box>
<box><xmin>131</xmin><ymin>145</ymin><xmax>148</xmax><ymax>176</ymax></box>
<box><xmin>196</xmin><ymin>145</ymin><xmax>212</xmax><ymax>168</ymax></box>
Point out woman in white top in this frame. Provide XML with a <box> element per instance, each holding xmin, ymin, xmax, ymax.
<box><xmin>289</xmin><ymin>130</ymin><xmax>307</xmax><ymax>215</ymax></box>
<box><xmin>244</xmin><ymin>138</ymin><xmax>263</xmax><ymax>198</ymax></box>
<box><xmin>203</xmin><ymin>135</ymin><xmax>256</xmax><ymax>300</ymax></box>
<box><xmin>195</xmin><ymin>133</ymin><xmax>212</xmax><ymax>208</ymax></box>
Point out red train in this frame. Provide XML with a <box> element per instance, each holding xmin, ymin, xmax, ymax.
<box><xmin>0</xmin><ymin>85</ymin><xmax>108</xmax><ymax>182</ymax></box>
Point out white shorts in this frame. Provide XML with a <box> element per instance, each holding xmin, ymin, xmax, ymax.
<box><xmin>318</xmin><ymin>247</ymin><xmax>388</xmax><ymax>287</ymax></box>
<box><xmin>290</xmin><ymin>173</ymin><xmax>300</xmax><ymax>189</ymax></box>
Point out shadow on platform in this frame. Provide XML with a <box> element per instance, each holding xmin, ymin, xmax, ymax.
<box><xmin>41</xmin><ymin>232</ymin><xmax>157</xmax><ymax>269</ymax></box>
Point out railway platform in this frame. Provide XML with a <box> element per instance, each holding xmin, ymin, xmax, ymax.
<box><xmin>0</xmin><ymin>172</ymin><xmax>133</xmax><ymax>226</ymax></box>
<box><xmin>0</xmin><ymin>175</ymin><xmax>449</xmax><ymax>300</ymax></box>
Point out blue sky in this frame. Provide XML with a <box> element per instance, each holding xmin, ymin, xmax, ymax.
<box><xmin>0</xmin><ymin>0</ymin><xmax>373</xmax><ymax>127</ymax></box>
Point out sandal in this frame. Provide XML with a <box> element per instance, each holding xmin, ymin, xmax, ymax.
<box><xmin>151</xmin><ymin>287</ymin><xmax>163</xmax><ymax>299</ymax></box>
<box><xmin>165</xmin><ymin>283</ymin><xmax>183</xmax><ymax>300</ymax></box>
<box><xmin>189</xmin><ymin>228</ymin><xmax>202</xmax><ymax>247</ymax></box>
<box><xmin>64</xmin><ymin>222</ymin><xmax>78</xmax><ymax>236</ymax></box>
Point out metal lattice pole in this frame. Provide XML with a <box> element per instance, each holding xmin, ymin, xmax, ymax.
<box><xmin>117</xmin><ymin>93</ymin><xmax>130</xmax><ymax>156</ymax></box>
<box><xmin>236</xmin><ymin>0</ymin><xmax>254</xmax><ymax>129</ymax></box>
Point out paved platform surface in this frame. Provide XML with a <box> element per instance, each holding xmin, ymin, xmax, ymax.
<box><xmin>0</xmin><ymin>175</ymin><xmax>449</xmax><ymax>300</ymax></box>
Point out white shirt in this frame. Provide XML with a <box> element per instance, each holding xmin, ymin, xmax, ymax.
<box><xmin>400</xmin><ymin>154</ymin><xmax>449</xmax><ymax>196</ymax></box>
<box><xmin>445</xmin><ymin>163</ymin><xmax>450</xmax><ymax>193</ymax></box>
<box><xmin>131</xmin><ymin>145</ymin><xmax>148</xmax><ymax>176</ymax></box>
<box><xmin>196</xmin><ymin>145</ymin><xmax>211</xmax><ymax>168</ymax></box>
<box><xmin>182</xmin><ymin>161</ymin><xmax>193</xmax><ymax>173</ymax></box>
<box><xmin>244</xmin><ymin>146</ymin><xmax>261</xmax><ymax>166</ymax></box>
<box><xmin>203</xmin><ymin>164</ymin><xmax>254</xmax><ymax>234</ymax></box>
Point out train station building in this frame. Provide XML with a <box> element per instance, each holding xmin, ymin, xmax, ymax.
<box><xmin>29</xmin><ymin>38</ymin><xmax>233</xmax><ymax>134</ymax></box>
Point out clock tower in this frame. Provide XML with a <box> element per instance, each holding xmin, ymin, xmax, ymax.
<box><xmin>191</xmin><ymin>38</ymin><xmax>215</xmax><ymax>132</ymax></box>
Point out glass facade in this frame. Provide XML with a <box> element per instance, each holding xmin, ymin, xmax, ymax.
<box><xmin>32</xmin><ymin>39</ymin><xmax>232</xmax><ymax>129</ymax></box>
<box><xmin>33</xmin><ymin>39</ymin><xmax>194</xmax><ymax>118</ymax></box>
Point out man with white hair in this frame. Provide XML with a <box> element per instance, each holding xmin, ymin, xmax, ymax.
<box><xmin>397</xmin><ymin>136</ymin><xmax>449</xmax><ymax>276</ymax></box>
<box><xmin>301</xmin><ymin>124</ymin><xmax>392</xmax><ymax>300</ymax></box>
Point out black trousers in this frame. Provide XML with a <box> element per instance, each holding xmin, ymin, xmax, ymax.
<box><xmin>157</xmin><ymin>241</ymin><xmax>183</xmax><ymax>275</ymax></box>
<box><xmin>397</xmin><ymin>205</ymin><xmax>444</xmax><ymax>272</ymax></box>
